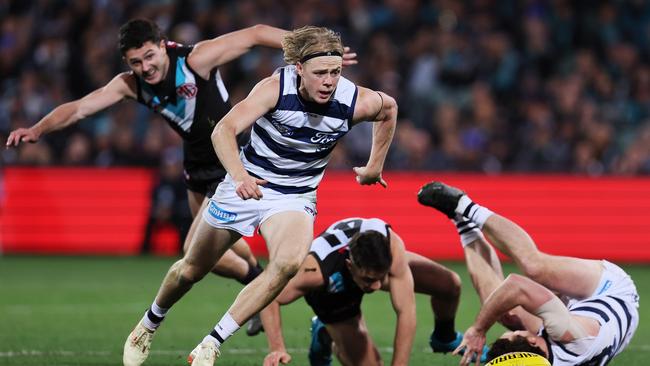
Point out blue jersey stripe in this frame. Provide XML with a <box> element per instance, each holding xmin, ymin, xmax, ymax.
<box><xmin>608</xmin><ymin>296</ymin><xmax>633</xmax><ymax>347</ymax></box>
<box><xmin>347</xmin><ymin>87</ymin><xmax>358</xmax><ymax>121</ymax></box>
<box><xmin>570</xmin><ymin>306</ymin><xmax>610</xmax><ymax>324</ymax></box>
<box><xmin>590</xmin><ymin>299</ymin><xmax>624</xmax><ymax>349</ymax></box>
<box><xmin>262</xmin><ymin>113</ymin><xmax>347</xmax><ymax>145</ymax></box>
<box><xmin>243</xmin><ymin>145</ymin><xmax>327</xmax><ymax>177</ymax></box>
<box><xmin>248</xmin><ymin>171</ymin><xmax>317</xmax><ymax>194</ymax></box>
<box><xmin>554</xmin><ymin>340</ymin><xmax>580</xmax><ymax>357</ymax></box>
<box><xmin>277</xmin><ymin>94</ymin><xmax>352</xmax><ymax>120</ymax></box>
<box><xmin>252</xmin><ymin>124</ymin><xmax>334</xmax><ymax>162</ymax></box>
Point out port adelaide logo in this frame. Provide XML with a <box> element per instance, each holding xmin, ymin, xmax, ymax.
<box><xmin>176</xmin><ymin>83</ymin><xmax>197</xmax><ymax>99</ymax></box>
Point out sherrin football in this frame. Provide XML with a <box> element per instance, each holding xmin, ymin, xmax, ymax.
<box><xmin>486</xmin><ymin>352</ymin><xmax>551</xmax><ymax>366</ymax></box>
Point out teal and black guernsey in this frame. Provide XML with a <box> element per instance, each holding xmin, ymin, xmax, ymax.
<box><xmin>134</xmin><ymin>41</ymin><xmax>235</xmax><ymax>175</ymax></box>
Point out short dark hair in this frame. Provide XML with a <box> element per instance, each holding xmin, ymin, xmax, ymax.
<box><xmin>118</xmin><ymin>19</ymin><xmax>165</xmax><ymax>55</ymax></box>
<box><xmin>486</xmin><ymin>336</ymin><xmax>547</xmax><ymax>363</ymax></box>
<box><xmin>348</xmin><ymin>231</ymin><xmax>392</xmax><ymax>273</ymax></box>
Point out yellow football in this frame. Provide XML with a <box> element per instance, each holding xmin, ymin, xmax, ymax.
<box><xmin>486</xmin><ymin>352</ymin><xmax>551</xmax><ymax>366</ymax></box>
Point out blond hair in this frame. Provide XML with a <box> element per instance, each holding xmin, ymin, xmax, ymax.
<box><xmin>282</xmin><ymin>26</ymin><xmax>344</xmax><ymax>64</ymax></box>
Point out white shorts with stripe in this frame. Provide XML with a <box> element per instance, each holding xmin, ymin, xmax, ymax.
<box><xmin>202</xmin><ymin>174</ymin><xmax>317</xmax><ymax>237</ymax></box>
<box><xmin>549</xmin><ymin>261</ymin><xmax>639</xmax><ymax>365</ymax></box>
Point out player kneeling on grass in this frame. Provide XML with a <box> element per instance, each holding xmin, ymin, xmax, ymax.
<box><xmin>417</xmin><ymin>181</ymin><xmax>640</xmax><ymax>366</ymax></box>
<box><xmin>261</xmin><ymin>217</ymin><xmax>479</xmax><ymax>366</ymax></box>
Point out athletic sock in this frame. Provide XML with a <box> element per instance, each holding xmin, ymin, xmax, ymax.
<box><xmin>238</xmin><ymin>262</ymin><xmax>263</xmax><ymax>285</ymax></box>
<box><xmin>451</xmin><ymin>216</ymin><xmax>485</xmax><ymax>247</ymax></box>
<box><xmin>455</xmin><ymin>196</ymin><xmax>493</xmax><ymax>229</ymax></box>
<box><xmin>204</xmin><ymin>312</ymin><xmax>240</xmax><ymax>347</ymax></box>
<box><xmin>142</xmin><ymin>301</ymin><xmax>168</xmax><ymax>330</ymax></box>
<box><xmin>433</xmin><ymin>318</ymin><xmax>457</xmax><ymax>343</ymax></box>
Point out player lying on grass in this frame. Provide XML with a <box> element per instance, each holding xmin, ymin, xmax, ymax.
<box><xmin>261</xmin><ymin>217</ymin><xmax>486</xmax><ymax>366</ymax></box>
<box><xmin>417</xmin><ymin>181</ymin><xmax>640</xmax><ymax>366</ymax></box>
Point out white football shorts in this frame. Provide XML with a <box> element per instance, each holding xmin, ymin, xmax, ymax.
<box><xmin>202</xmin><ymin>174</ymin><xmax>317</xmax><ymax>237</ymax></box>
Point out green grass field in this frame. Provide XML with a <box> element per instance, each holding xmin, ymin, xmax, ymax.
<box><xmin>0</xmin><ymin>256</ymin><xmax>646</xmax><ymax>366</ymax></box>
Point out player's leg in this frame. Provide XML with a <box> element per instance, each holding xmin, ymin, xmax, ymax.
<box><xmin>187</xmin><ymin>193</ymin><xmax>259</xmax><ymax>277</ymax></box>
<box><xmin>188</xmin><ymin>210</ymin><xmax>313</xmax><ymax>365</ymax></box>
<box><xmin>123</xmin><ymin>218</ymin><xmax>240</xmax><ymax>366</ymax></box>
<box><xmin>454</xmin><ymin>216</ymin><xmax>541</xmax><ymax>333</ymax></box>
<box><xmin>184</xmin><ymin>195</ymin><xmax>265</xmax><ymax>336</ymax></box>
<box><xmin>405</xmin><ymin>251</ymin><xmax>462</xmax><ymax>349</ymax></box>
<box><xmin>326</xmin><ymin>315</ymin><xmax>382</xmax><ymax>366</ymax></box>
<box><xmin>418</xmin><ymin>181</ymin><xmax>603</xmax><ymax>299</ymax></box>
<box><xmin>482</xmin><ymin>214</ymin><xmax>602</xmax><ymax>298</ymax></box>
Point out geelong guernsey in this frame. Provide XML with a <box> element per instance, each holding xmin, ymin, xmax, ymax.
<box><xmin>241</xmin><ymin>65</ymin><xmax>358</xmax><ymax>194</ymax></box>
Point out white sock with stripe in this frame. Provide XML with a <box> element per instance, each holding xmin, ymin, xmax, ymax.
<box><xmin>451</xmin><ymin>215</ymin><xmax>485</xmax><ymax>247</ymax></box>
<box><xmin>455</xmin><ymin>196</ymin><xmax>493</xmax><ymax>229</ymax></box>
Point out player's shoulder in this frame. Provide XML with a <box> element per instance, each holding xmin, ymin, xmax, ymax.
<box><xmin>107</xmin><ymin>72</ymin><xmax>137</xmax><ymax>98</ymax></box>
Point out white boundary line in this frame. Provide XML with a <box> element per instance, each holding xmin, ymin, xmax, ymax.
<box><xmin>2</xmin><ymin>345</ymin><xmax>650</xmax><ymax>358</ymax></box>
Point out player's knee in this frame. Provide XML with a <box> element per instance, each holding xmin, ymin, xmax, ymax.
<box><xmin>519</xmin><ymin>257</ymin><xmax>545</xmax><ymax>282</ymax></box>
<box><xmin>448</xmin><ymin>271</ymin><xmax>462</xmax><ymax>299</ymax></box>
<box><xmin>268</xmin><ymin>257</ymin><xmax>302</xmax><ymax>279</ymax></box>
<box><xmin>177</xmin><ymin>260</ymin><xmax>209</xmax><ymax>285</ymax></box>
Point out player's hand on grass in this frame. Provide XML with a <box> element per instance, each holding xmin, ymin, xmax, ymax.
<box><xmin>263</xmin><ymin>350</ymin><xmax>291</xmax><ymax>366</ymax></box>
<box><xmin>234</xmin><ymin>174</ymin><xmax>267</xmax><ymax>200</ymax></box>
<box><xmin>453</xmin><ymin>325</ymin><xmax>485</xmax><ymax>366</ymax></box>
<box><xmin>353</xmin><ymin>166</ymin><xmax>387</xmax><ymax>188</ymax></box>
<box><xmin>6</xmin><ymin>127</ymin><xmax>40</xmax><ymax>147</ymax></box>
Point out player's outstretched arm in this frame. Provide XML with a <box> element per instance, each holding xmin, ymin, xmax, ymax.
<box><xmin>6</xmin><ymin>72</ymin><xmax>135</xmax><ymax>147</ymax></box>
<box><xmin>351</xmin><ymin>87</ymin><xmax>397</xmax><ymax>188</ymax></box>
<box><xmin>212</xmin><ymin>75</ymin><xmax>279</xmax><ymax>200</ymax></box>
<box><xmin>385</xmin><ymin>231</ymin><xmax>416</xmax><ymax>366</ymax></box>
<box><xmin>188</xmin><ymin>25</ymin><xmax>288</xmax><ymax>79</ymax></box>
<box><xmin>262</xmin><ymin>254</ymin><xmax>324</xmax><ymax>366</ymax></box>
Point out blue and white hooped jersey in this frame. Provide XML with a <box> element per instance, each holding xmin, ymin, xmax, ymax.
<box><xmin>543</xmin><ymin>261</ymin><xmax>639</xmax><ymax>366</ymax></box>
<box><xmin>242</xmin><ymin>65</ymin><xmax>358</xmax><ymax>194</ymax></box>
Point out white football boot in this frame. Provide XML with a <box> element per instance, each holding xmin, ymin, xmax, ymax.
<box><xmin>187</xmin><ymin>341</ymin><xmax>221</xmax><ymax>366</ymax></box>
<box><xmin>123</xmin><ymin>321</ymin><xmax>155</xmax><ymax>366</ymax></box>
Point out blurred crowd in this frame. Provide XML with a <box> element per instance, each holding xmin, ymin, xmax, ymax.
<box><xmin>1</xmin><ymin>0</ymin><xmax>650</xmax><ymax>175</ymax></box>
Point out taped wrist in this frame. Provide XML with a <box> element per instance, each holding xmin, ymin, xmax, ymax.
<box><xmin>534</xmin><ymin>296</ymin><xmax>588</xmax><ymax>340</ymax></box>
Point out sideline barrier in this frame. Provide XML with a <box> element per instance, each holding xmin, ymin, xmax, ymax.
<box><xmin>0</xmin><ymin>168</ymin><xmax>154</xmax><ymax>254</ymax></box>
<box><xmin>307</xmin><ymin>173</ymin><xmax>650</xmax><ymax>262</ymax></box>
<box><xmin>1</xmin><ymin>169</ymin><xmax>649</xmax><ymax>261</ymax></box>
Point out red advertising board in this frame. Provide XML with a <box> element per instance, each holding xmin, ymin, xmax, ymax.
<box><xmin>0</xmin><ymin>168</ymin><xmax>154</xmax><ymax>254</ymax></box>
<box><xmin>1</xmin><ymin>168</ymin><xmax>649</xmax><ymax>262</ymax></box>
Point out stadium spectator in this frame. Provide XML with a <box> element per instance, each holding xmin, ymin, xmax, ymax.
<box><xmin>417</xmin><ymin>181</ymin><xmax>639</xmax><ymax>366</ymax></box>
<box><xmin>260</xmin><ymin>217</ymin><xmax>477</xmax><ymax>366</ymax></box>
<box><xmin>3</xmin><ymin>1</ymin><xmax>650</xmax><ymax>174</ymax></box>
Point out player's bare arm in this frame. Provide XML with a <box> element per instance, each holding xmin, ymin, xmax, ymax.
<box><xmin>384</xmin><ymin>231</ymin><xmax>416</xmax><ymax>366</ymax></box>
<box><xmin>211</xmin><ymin>75</ymin><xmax>279</xmax><ymax>200</ymax></box>
<box><xmin>350</xmin><ymin>87</ymin><xmax>397</xmax><ymax>188</ymax></box>
<box><xmin>458</xmin><ymin>274</ymin><xmax>599</xmax><ymax>365</ymax></box>
<box><xmin>188</xmin><ymin>25</ymin><xmax>288</xmax><ymax>79</ymax></box>
<box><xmin>6</xmin><ymin>72</ymin><xmax>136</xmax><ymax>147</ymax></box>
<box><xmin>262</xmin><ymin>254</ymin><xmax>325</xmax><ymax>366</ymax></box>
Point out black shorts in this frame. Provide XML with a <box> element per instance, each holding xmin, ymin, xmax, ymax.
<box><xmin>183</xmin><ymin>165</ymin><xmax>227</xmax><ymax>197</ymax></box>
<box><xmin>305</xmin><ymin>292</ymin><xmax>363</xmax><ymax>324</ymax></box>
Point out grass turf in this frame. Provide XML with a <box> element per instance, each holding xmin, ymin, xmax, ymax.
<box><xmin>0</xmin><ymin>256</ymin><xmax>647</xmax><ymax>365</ymax></box>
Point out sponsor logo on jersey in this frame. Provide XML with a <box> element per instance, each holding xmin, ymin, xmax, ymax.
<box><xmin>304</xmin><ymin>206</ymin><xmax>316</xmax><ymax>216</ymax></box>
<box><xmin>207</xmin><ymin>201</ymin><xmax>237</xmax><ymax>223</ymax></box>
<box><xmin>176</xmin><ymin>83</ymin><xmax>198</xmax><ymax>99</ymax></box>
<box><xmin>270</xmin><ymin>119</ymin><xmax>294</xmax><ymax>136</ymax></box>
<box><xmin>327</xmin><ymin>272</ymin><xmax>345</xmax><ymax>293</ymax></box>
<box><xmin>597</xmin><ymin>279</ymin><xmax>612</xmax><ymax>295</ymax></box>
<box><xmin>310</xmin><ymin>132</ymin><xmax>339</xmax><ymax>144</ymax></box>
